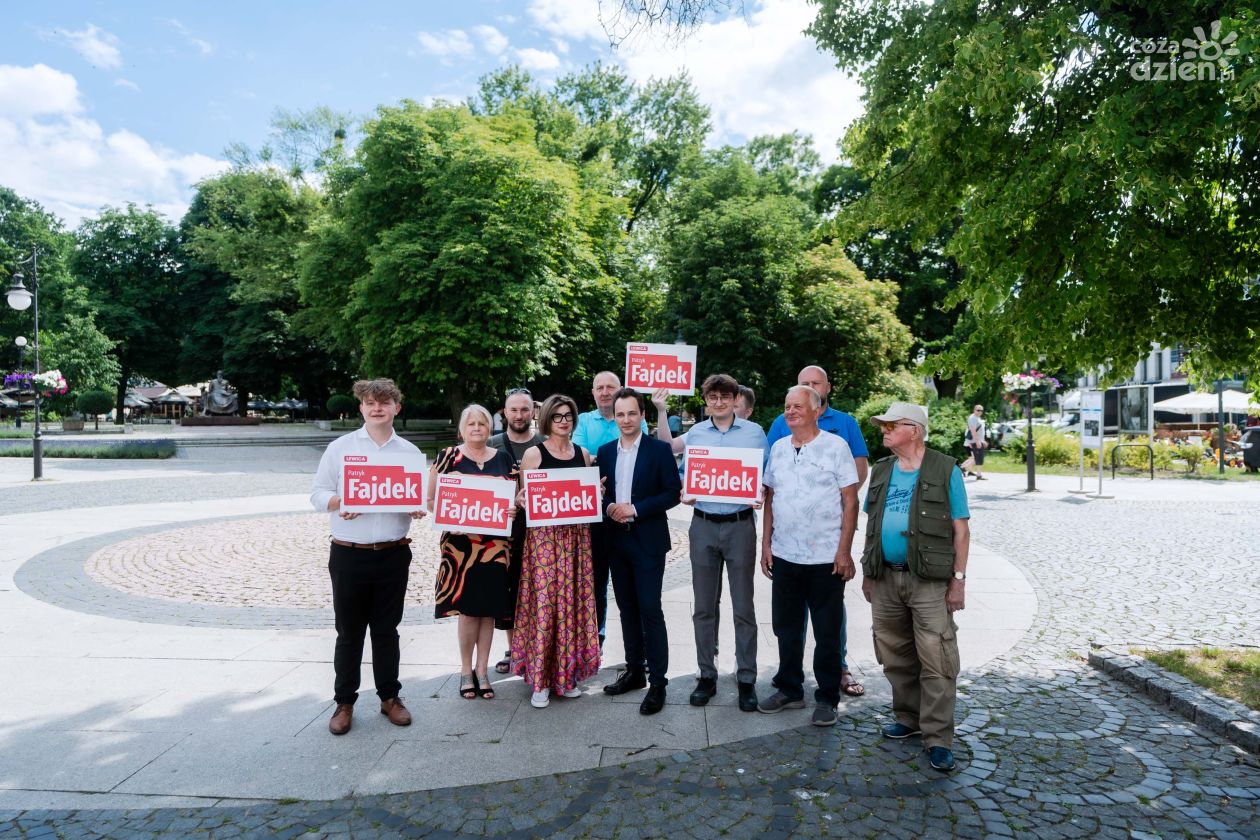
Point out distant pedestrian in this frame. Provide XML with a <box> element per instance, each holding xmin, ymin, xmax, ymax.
<box><xmin>960</xmin><ymin>404</ymin><xmax>987</xmax><ymax>480</ymax></box>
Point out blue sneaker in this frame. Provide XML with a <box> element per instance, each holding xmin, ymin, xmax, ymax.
<box><xmin>927</xmin><ymin>746</ymin><xmax>956</xmax><ymax>772</ymax></box>
<box><xmin>881</xmin><ymin>723</ymin><xmax>922</xmax><ymax>739</ymax></box>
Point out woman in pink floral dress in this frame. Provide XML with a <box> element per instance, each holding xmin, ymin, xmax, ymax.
<box><xmin>511</xmin><ymin>394</ymin><xmax>601</xmax><ymax>708</ymax></box>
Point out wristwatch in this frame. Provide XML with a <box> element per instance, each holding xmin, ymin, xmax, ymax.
<box><xmin>952</xmin><ymin>570</ymin><xmax>966</xmax><ymax>581</ymax></box>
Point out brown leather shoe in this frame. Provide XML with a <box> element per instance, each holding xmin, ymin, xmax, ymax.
<box><xmin>328</xmin><ymin>703</ymin><xmax>353</xmax><ymax>735</ymax></box>
<box><xmin>380</xmin><ymin>696</ymin><xmax>412</xmax><ymax>726</ymax></box>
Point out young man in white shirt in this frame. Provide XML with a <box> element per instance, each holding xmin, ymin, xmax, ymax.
<box><xmin>310</xmin><ymin>378</ymin><xmax>426</xmax><ymax>735</ymax></box>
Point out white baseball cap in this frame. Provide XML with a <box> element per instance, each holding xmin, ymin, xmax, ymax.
<box><xmin>871</xmin><ymin>402</ymin><xmax>929</xmax><ymax>433</ymax></box>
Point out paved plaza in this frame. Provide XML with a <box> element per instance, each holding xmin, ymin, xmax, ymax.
<box><xmin>0</xmin><ymin>438</ymin><xmax>1258</xmax><ymax>838</ymax></box>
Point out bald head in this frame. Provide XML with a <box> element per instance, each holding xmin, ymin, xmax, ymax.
<box><xmin>592</xmin><ymin>371</ymin><xmax>622</xmax><ymax>416</ymax></box>
<box><xmin>797</xmin><ymin>366</ymin><xmax>831</xmax><ymax>402</ymax></box>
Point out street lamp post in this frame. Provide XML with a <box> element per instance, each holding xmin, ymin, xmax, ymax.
<box><xmin>13</xmin><ymin>336</ymin><xmax>27</xmax><ymax>429</ymax></box>
<box><xmin>7</xmin><ymin>248</ymin><xmax>42</xmax><ymax>480</ymax></box>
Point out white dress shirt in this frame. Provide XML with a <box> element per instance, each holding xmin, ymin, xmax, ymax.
<box><xmin>613</xmin><ymin>433</ymin><xmax>641</xmax><ymax>519</ymax></box>
<box><xmin>311</xmin><ymin>426</ymin><xmax>420</xmax><ymax>543</ymax></box>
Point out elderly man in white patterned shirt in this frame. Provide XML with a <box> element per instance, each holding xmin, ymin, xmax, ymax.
<box><xmin>757</xmin><ymin>384</ymin><xmax>859</xmax><ymax>727</ymax></box>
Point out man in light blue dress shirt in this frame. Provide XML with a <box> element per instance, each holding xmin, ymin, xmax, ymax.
<box><xmin>658</xmin><ymin>374</ymin><xmax>768</xmax><ymax>712</ymax></box>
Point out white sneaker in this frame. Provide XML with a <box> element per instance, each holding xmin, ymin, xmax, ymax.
<box><xmin>531</xmin><ymin>689</ymin><xmax>550</xmax><ymax>708</ymax></box>
<box><xmin>560</xmin><ymin>687</ymin><xmax>583</xmax><ymax>698</ymax></box>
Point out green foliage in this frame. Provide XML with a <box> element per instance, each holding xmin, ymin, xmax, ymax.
<box><xmin>0</xmin><ymin>187</ymin><xmax>75</xmax><ymax>344</ymax></box>
<box><xmin>300</xmin><ymin>103</ymin><xmax>622</xmax><ymax>419</ymax></box>
<box><xmin>1178</xmin><ymin>442</ymin><xmax>1210</xmax><ymax>473</ymax></box>
<box><xmin>0</xmin><ymin>440</ymin><xmax>174</xmax><ymax>458</ymax></box>
<box><xmin>71</xmin><ymin>204</ymin><xmax>179</xmax><ymax>415</ymax></box>
<box><xmin>327</xmin><ymin>393</ymin><xmax>357</xmax><ymax>418</ymax></box>
<box><xmin>1007</xmin><ymin>427</ymin><xmax>1080</xmax><ymax>467</ymax></box>
<box><xmin>808</xmin><ymin>1</ymin><xmax>1260</xmax><ymax>390</ymax></box>
<box><xmin>76</xmin><ymin>389</ymin><xmax>115</xmax><ymax>430</ymax></box>
<box><xmin>40</xmin><ymin>302</ymin><xmax>122</xmax><ymax>396</ymax></box>
<box><xmin>926</xmin><ymin>399</ymin><xmax>971</xmax><ymax>461</ymax></box>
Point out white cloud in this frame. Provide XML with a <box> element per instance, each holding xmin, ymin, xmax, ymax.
<box><xmin>0</xmin><ymin>64</ymin><xmax>83</xmax><ymax>117</ymax></box>
<box><xmin>166</xmin><ymin>19</ymin><xmax>215</xmax><ymax>57</ymax></box>
<box><xmin>49</xmin><ymin>24</ymin><xmax>123</xmax><ymax>70</ymax></box>
<box><xmin>114</xmin><ymin>78</ymin><xmax>141</xmax><ymax>92</ymax></box>
<box><xmin>0</xmin><ymin>64</ymin><xmax>228</xmax><ymax>227</ymax></box>
<box><xmin>527</xmin><ymin>0</ymin><xmax>607</xmax><ymax>44</ymax></box>
<box><xmin>472</xmin><ymin>25</ymin><xmax>510</xmax><ymax>57</ymax></box>
<box><xmin>514</xmin><ymin>47</ymin><xmax>561</xmax><ymax>71</ymax></box>
<box><xmin>416</xmin><ymin>29</ymin><xmax>475</xmax><ymax>60</ymax></box>
<box><xmin>617</xmin><ymin>0</ymin><xmax>863</xmax><ymax>162</ymax></box>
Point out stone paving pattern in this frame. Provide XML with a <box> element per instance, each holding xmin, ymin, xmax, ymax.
<box><xmin>3</xmin><ymin>476</ymin><xmax>1260</xmax><ymax>837</ymax></box>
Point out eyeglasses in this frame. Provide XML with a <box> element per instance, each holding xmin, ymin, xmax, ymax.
<box><xmin>507</xmin><ymin>387</ymin><xmax>531</xmax><ymax>396</ymax></box>
<box><xmin>877</xmin><ymin>421</ymin><xmax>919</xmax><ymax>432</ymax></box>
<box><xmin>551</xmin><ymin>412</ymin><xmax>575</xmax><ymax>423</ymax></box>
<box><xmin>704</xmin><ymin>392</ymin><xmax>733</xmax><ymax>403</ymax></box>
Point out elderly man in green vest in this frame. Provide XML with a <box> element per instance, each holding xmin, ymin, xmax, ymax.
<box><xmin>860</xmin><ymin>402</ymin><xmax>970</xmax><ymax>772</ymax></box>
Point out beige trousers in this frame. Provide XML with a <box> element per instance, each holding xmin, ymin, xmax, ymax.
<box><xmin>870</xmin><ymin>569</ymin><xmax>961</xmax><ymax>748</ymax></box>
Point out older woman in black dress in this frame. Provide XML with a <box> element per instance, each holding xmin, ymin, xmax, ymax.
<box><xmin>429</xmin><ymin>404</ymin><xmax>517</xmax><ymax>699</ymax></box>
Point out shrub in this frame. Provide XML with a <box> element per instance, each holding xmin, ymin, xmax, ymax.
<box><xmin>327</xmin><ymin>394</ymin><xmax>358</xmax><ymax>419</ymax></box>
<box><xmin>854</xmin><ymin>394</ymin><xmax>969</xmax><ymax>461</ymax></box>
<box><xmin>1005</xmin><ymin>427</ymin><xmax>1078</xmax><ymax>466</ymax></box>
<box><xmin>77</xmin><ymin>389</ymin><xmax>115</xmax><ymax>430</ymax></box>
<box><xmin>1179</xmin><ymin>442</ymin><xmax>1209</xmax><ymax>473</ymax></box>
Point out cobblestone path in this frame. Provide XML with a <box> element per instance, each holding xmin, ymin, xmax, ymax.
<box><xmin>3</xmin><ymin>490</ymin><xmax>1258</xmax><ymax>838</ymax></box>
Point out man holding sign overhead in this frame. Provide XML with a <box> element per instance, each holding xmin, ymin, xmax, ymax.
<box><xmin>310</xmin><ymin>378</ymin><xmax>426</xmax><ymax>736</ymax></box>
<box><xmin>677</xmin><ymin>373</ymin><xmax>768</xmax><ymax>712</ymax></box>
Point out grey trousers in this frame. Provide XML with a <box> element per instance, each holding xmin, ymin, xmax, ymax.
<box><xmin>689</xmin><ymin>513</ymin><xmax>758</xmax><ymax>683</ymax></box>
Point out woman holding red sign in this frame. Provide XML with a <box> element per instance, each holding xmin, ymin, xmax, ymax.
<box><xmin>511</xmin><ymin>394</ymin><xmax>602</xmax><ymax>708</ymax></box>
<box><xmin>430</xmin><ymin>404</ymin><xmax>517</xmax><ymax>700</ymax></box>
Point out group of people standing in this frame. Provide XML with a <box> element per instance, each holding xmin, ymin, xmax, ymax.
<box><xmin>312</xmin><ymin>364</ymin><xmax>972</xmax><ymax>773</ymax></box>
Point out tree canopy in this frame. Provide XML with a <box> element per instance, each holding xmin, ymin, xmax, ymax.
<box><xmin>808</xmin><ymin>0</ymin><xmax>1260</xmax><ymax>385</ymax></box>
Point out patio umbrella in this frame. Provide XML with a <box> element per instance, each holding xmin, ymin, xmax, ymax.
<box><xmin>156</xmin><ymin>392</ymin><xmax>191</xmax><ymax>404</ymax></box>
<box><xmin>1154</xmin><ymin>390</ymin><xmax>1255</xmax><ymax>414</ymax></box>
<box><xmin>247</xmin><ymin>398</ymin><xmax>275</xmax><ymax>411</ymax></box>
<box><xmin>0</xmin><ymin>393</ymin><xmax>18</xmax><ymax>409</ymax></box>
<box><xmin>123</xmin><ymin>393</ymin><xmax>152</xmax><ymax>408</ymax></box>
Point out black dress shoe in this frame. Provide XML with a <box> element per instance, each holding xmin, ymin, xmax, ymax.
<box><xmin>688</xmin><ymin>677</ymin><xmax>717</xmax><ymax>707</ymax></box>
<box><xmin>737</xmin><ymin>682</ymin><xmax>758</xmax><ymax>712</ymax></box>
<box><xmin>603</xmin><ymin>669</ymin><xmax>647</xmax><ymax>695</ymax></box>
<box><xmin>640</xmin><ymin>685</ymin><xmax>666</xmax><ymax>715</ymax></box>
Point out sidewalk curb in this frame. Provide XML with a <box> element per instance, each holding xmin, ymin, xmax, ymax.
<box><xmin>1088</xmin><ymin>645</ymin><xmax>1260</xmax><ymax>754</ymax></box>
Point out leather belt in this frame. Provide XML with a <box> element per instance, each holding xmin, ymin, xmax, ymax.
<box><xmin>884</xmin><ymin>562</ymin><xmax>909</xmax><ymax>572</ymax></box>
<box><xmin>331</xmin><ymin>537</ymin><xmax>412</xmax><ymax>551</ymax></box>
<box><xmin>693</xmin><ymin>508</ymin><xmax>754</xmax><ymax>524</ymax></box>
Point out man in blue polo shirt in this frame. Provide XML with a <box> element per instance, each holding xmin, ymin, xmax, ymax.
<box><xmin>573</xmin><ymin>370</ymin><xmax>647</xmax><ymax>649</ymax></box>
<box><xmin>658</xmin><ymin>374</ymin><xmax>768</xmax><ymax>712</ymax></box>
<box><xmin>765</xmin><ymin>364</ymin><xmax>869</xmax><ymax>698</ymax></box>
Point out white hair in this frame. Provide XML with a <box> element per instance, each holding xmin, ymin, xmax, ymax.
<box><xmin>786</xmin><ymin>385</ymin><xmax>822</xmax><ymax>409</ymax></box>
<box><xmin>458</xmin><ymin>403</ymin><xmax>493</xmax><ymax>438</ymax></box>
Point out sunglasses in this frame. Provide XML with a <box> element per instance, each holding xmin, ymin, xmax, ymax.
<box><xmin>507</xmin><ymin>387</ymin><xmax>532</xmax><ymax>396</ymax></box>
<box><xmin>877</xmin><ymin>421</ymin><xmax>919</xmax><ymax>432</ymax></box>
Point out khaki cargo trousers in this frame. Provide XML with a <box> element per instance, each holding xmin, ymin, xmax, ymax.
<box><xmin>870</xmin><ymin>568</ymin><xmax>961</xmax><ymax>748</ymax></box>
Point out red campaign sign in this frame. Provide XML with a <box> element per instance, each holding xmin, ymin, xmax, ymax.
<box><xmin>522</xmin><ymin>466</ymin><xmax>602</xmax><ymax>527</ymax></box>
<box><xmin>340</xmin><ymin>452</ymin><xmax>428</xmax><ymax>513</ymax></box>
<box><xmin>683</xmin><ymin>445</ymin><xmax>763</xmax><ymax>505</ymax></box>
<box><xmin>624</xmin><ymin>341</ymin><xmax>698</xmax><ymax>396</ymax></box>
<box><xmin>430</xmin><ymin>473</ymin><xmax>515</xmax><ymax>537</ymax></box>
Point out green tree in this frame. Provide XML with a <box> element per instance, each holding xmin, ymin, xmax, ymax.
<box><xmin>77</xmin><ymin>389</ymin><xmax>114</xmax><ymax>430</ymax></box>
<box><xmin>300</xmin><ymin>103</ymin><xmax>620</xmax><ymax>419</ymax></box>
<box><xmin>40</xmin><ymin>306</ymin><xmax>122</xmax><ymax>396</ymax></box>
<box><xmin>808</xmin><ymin>1</ymin><xmax>1260</xmax><ymax>386</ymax></box>
<box><xmin>71</xmin><ymin>205</ymin><xmax>179</xmax><ymax>418</ymax></box>
<box><xmin>0</xmin><ymin>187</ymin><xmax>75</xmax><ymax>349</ymax></box>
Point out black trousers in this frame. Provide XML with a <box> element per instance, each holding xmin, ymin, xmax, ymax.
<box><xmin>770</xmin><ymin>556</ymin><xmax>845</xmax><ymax>706</ymax></box>
<box><xmin>591</xmin><ymin>522</ymin><xmax>610</xmax><ymax>642</ymax></box>
<box><xmin>608</xmin><ymin>535</ymin><xmax>669</xmax><ymax>687</ymax></box>
<box><xmin>329</xmin><ymin>542</ymin><xmax>411</xmax><ymax>705</ymax></box>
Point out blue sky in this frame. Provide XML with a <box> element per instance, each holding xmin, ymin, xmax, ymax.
<box><xmin>0</xmin><ymin>0</ymin><xmax>862</xmax><ymax>227</ymax></box>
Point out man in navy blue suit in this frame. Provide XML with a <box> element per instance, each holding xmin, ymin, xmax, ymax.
<box><xmin>599</xmin><ymin>388</ymin><xmax>683</xmax><ymax>715</ymax></box>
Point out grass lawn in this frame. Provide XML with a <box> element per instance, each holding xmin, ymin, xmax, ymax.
<box><xmin>1139</xmin><ymin>647</ymin><xmax>1260</xmax><ymax>712</ymax></box>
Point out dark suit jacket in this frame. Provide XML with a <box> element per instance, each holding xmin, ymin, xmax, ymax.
<box><xmin>597</xmin><ymin>434</ymin><xmax>682</xmax><ymax>557</ymax></box>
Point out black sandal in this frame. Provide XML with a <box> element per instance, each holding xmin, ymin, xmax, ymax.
<box><xmin>477</xmin><ymin>672</ymin><xmax>494</xmax><ymax>699</ymax></box>
<box><xmin>459</xmin><ymin>672</ymin><xmax>478</xmax><ymax>700</ymax></box>
<box><xmin>494</xmin><ymin>650</ymin><xmax>511</xmax><ymax>674</ymax></box>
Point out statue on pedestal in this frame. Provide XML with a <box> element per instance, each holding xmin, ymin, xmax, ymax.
<box><xmin>201</xmin><ymin>370</ymin><xmax>239</xmax><ymax>415</ymax></box>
